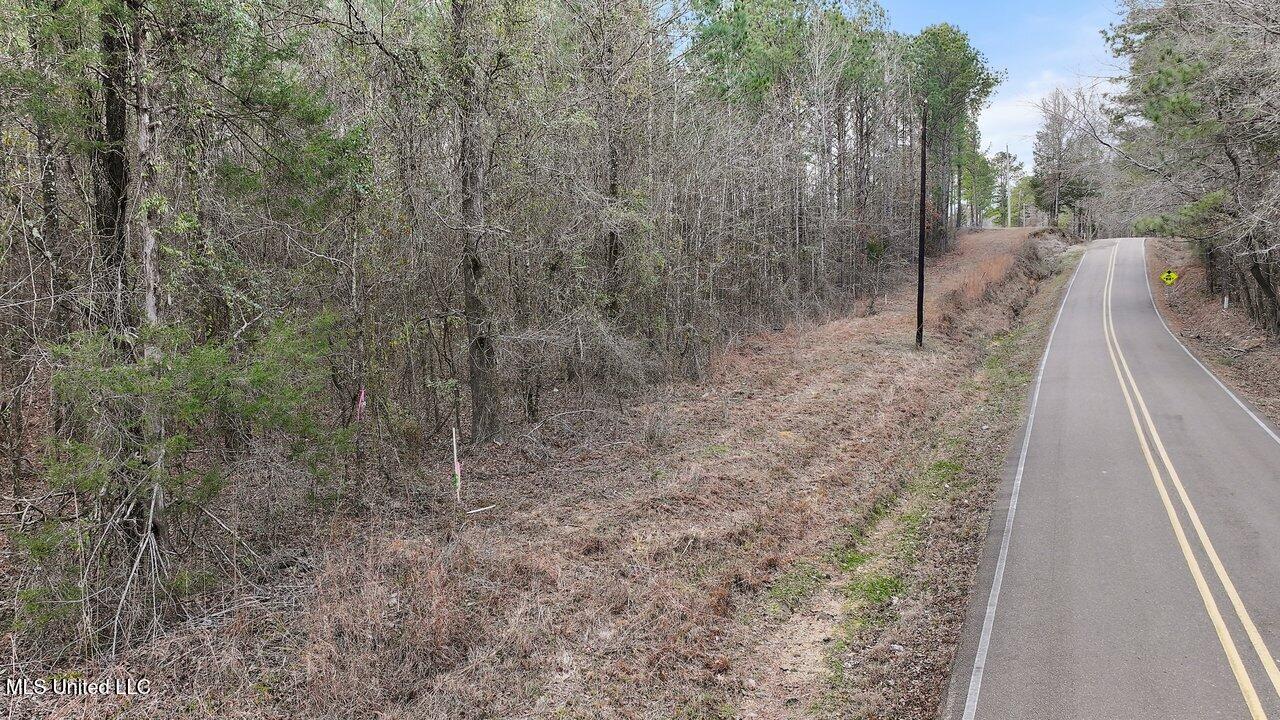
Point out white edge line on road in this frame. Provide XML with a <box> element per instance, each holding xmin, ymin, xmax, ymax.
<box><xmin>960</xmin><ymin>248</ymin><xmax>1084</xmax><ymax>720</ymax></box>
<box><xmin>1141</xmin><ymin>238</ymin><xmax>1280</xmax><ymax>448</ymax></box>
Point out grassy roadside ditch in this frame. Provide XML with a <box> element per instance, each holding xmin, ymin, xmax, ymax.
<box><xmin>748</xmin><ymin>247</ymin><xmax>1083</xmax><ymax>720</ymax></box>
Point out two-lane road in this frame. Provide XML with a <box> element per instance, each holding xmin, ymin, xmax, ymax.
<box><xmin>944</xmin><ymin>238</ymin><xmax>1280</xmax><ymax>719</ymax></box>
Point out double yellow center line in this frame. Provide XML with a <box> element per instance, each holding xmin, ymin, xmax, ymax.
<box><xmin>1102</xmin><ymin>244</ymin><xmax>1280</xmax><ymax>718</ymax></box>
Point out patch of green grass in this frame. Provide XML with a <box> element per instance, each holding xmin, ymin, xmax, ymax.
<box><xmin>834</xmin><ymin>504</ymin><xmax>885</xmax><ymax>551</ymax></box>
<box><xmin>925</xmin><ymin>459</ymin><xmax>963</xmax><ymax>484</ymax></box>
<box><xmin>164</xmin><ymin>568</ymin><xmax>217</xmax><ymax>598</ymax></box>
<box><xmin>833</xmin><ymin>613</ymin><xmax>866</xmax><ymax>641</ymax></box>
<box><xmin>920</xmin><ymin>456</ymin><xmax>973</xmax><ymax>493</ymax></box>
<box><xmin>983</xmin><ymin>321</ymin><xmax>1036</xmax><ymax>388</ymax></box>
<box><xmin>828</xmin><ymin>495</ymin><xmax>899</xmax><ymax>574</ymax></box>
<box><xmin>893</xmin><ymin>510</ymin><xmax>924</xmax><ymax>563</ymax></box>
<box><xmin>859</xmin><ymin>497</ymin><xmax>895</xmax><ymax>534</ymax></box>
<box><xmin>847</xmin><ymin>572</ymin><xmax>904</xmax><ymax>605</ymax></box>
<box><xmin>822</xmin><ymin>636</ymin><xmax>852</xmax><ymax>686</ymax></box>
<box><xmin>983</xmin><ymin>327</ymin><xmax>1020</xmax><ymax>365</ymax></box>
<box><xmin>687</xmin><ymin>556</ymin><xmax>729</xmax><ymax>583</ymax></box>
<box><xmin>831</xmin><ymin>547</ymin><xmax>870</xmax><ymax>572</ymax></box>
<box><xmin>702</xmin><ymin>443</ymin><xmax>731</xmax><ymax>458</ymax></box>
<box><xmin>767</xmin><ymin>561</ymin><xmax>825</xmax><ymax>614</ymax></box>
<box><xmin>711</xmin><ymin>702</ymin><xmax>737</xmax><ymax>720</ymax></box>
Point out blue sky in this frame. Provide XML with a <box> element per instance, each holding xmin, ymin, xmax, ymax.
<box><xmin>883</xmin><ymin>0</ymin><xmax>1124</xmax><ymax>170</ymax></box>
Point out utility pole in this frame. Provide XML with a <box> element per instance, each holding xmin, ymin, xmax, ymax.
<box><xmin>917</xmin><ymin>107</ymin><xmax>927</xmax><ymax>349</ymax></box>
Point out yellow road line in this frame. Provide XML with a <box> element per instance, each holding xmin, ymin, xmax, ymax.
<box><xmin>1108</xmin><ymin>244</ymin><xmax>1280</xmax><ymax>700</ymax></box>
<box><xmin>1102</xmin><ymin>244</ymin><xmax>1268</xmax><ymax>719</ymax></box>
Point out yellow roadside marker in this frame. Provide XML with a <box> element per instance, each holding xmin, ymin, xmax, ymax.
<box><xmin>1103</xmin><ymin>245</ymin><xmax>1269</xmax><ymax>719</ymax></box>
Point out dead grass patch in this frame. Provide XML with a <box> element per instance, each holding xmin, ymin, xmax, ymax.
<box><xmin>302</xmin><ymin>535</ymin><xmax>478</xmax><ymax>713</ymax></box>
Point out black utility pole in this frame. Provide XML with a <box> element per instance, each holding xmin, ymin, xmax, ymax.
<box><xmin>916</xmin><ymin>107</ymin><xmax>927</xmax><ymax>349</ymax></box>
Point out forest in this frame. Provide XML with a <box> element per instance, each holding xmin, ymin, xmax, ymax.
<box><xmin>1</xmin><ymin>0</ymin><xmax>1001</xmax><ymax>669</ymax></box>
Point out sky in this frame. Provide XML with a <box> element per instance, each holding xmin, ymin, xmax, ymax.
<box><xmin>883</xmin><ymin>0</ymin><xmax>1125</xmax><ymax>171</ymax></box>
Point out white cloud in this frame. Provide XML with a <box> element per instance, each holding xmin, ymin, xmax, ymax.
<box><xmin>979</xmin><ymin>70</ymin><xmax>1068</xmax><ymax>169</ymax></box>
<box><xmin>977</xmin><ymin>7</ymin><xmax>1124</xmax><ymax>171</ymax></box>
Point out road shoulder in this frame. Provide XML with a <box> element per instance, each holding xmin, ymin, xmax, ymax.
<box><xmin>1145</xmin><ymin>238</ymin><xmax>1280</xmax><ymax>433</ymax></box>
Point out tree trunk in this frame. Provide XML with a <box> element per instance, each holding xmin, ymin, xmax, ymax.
<box><xmin>916</xmin><ymin>108</ymin><xmax>927</xmax><ymax>349</ymax></box>
<box><xmin>835</xmin><ymin>103</ymin><xmax>847</xmax><ymax>218</ymax></box>
<box><xmin>601</xmin><ymin>27</ymin><xmax>623</xmax><ymax>318</ymax></box>
<box><xmin>452</xmin><ymin>0</ymin><xmax>501</xmax><ymax>444</ymax></box>
<box><xmin>1248</xmin><ymin>260</ymin><xmax>1279</xmax><ymax>332</ymax></box>
<box><xmin>131</xmin><ymin>0</ymin><xmax>166</xmax><ymax>540</ymax></box>
<box><xmin>835</xmin><ymin>102</ymin><xmax>847</xmax><ymax>286</ymax></box>
<box><xmin>94</xmin><ymin>2</ymin><xmax>130</xmax><ymax>335</ymax></box>
<box><xmin>31</xmin><ymin>17</ymin><xmax>67</xmax><ymax>332</ymax></box>
<box><xmin>604</xmin><ymin>127</ymin><xmax>622</xmax><ymax>316</ymax></box>
<box><xmin>1</xmin><ymin>362</ymin><xmax>24</xmax><ymax>495</ymax></box>
<box><xmin>29</xmin><ymin>3</ymin><xmax>73</xmax><ymax>439</ymax></box>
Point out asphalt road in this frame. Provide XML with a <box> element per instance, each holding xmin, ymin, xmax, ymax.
<box><xmin>943</xmin><ymin>238</ymin><xmax>1280</xmax><ymax>720</ymax></box>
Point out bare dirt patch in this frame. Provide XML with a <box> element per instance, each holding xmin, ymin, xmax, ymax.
<box><xmin>24</xmin><ymin>229</ymin><xmax>1071</xmax><ymax>720</ymax></box>
<box><xmin>1147</xmin><ymin>238</ymin><xmax>1280</xmax><ymax>425</ymax></box>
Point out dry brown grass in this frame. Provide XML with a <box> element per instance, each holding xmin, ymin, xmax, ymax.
<box><xmin>23</xmin><ymin>228</ymin><xmax>1061</xmax><ymax>720</ymax></box>
<box><xmin>303</xmin><ymin>535</ymin><xmax>477</xmax><ymax>713</ymax></box>
<box><xmin>932</xmin><ymin>230</ymin><xmax>1065</xmax><ymax>339</ymax></box>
